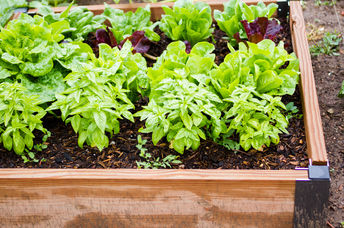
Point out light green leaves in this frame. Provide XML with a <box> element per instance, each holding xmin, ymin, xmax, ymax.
<box><xmin>34</xmin><ymin>2</ymin><xmax>105</xmax><ymax>42</ymax></box>
<box><xmin>159</xmin><ymin>0</ymin><xmax>213</xmax><ymax>46</ymax></box>
<box><xmin>214</xmin><ymin>0</ymin><xmax>278</xmax><ymax>43</ymax></box>
<box><xmin>0</xmin><ymin>14</ymin><xmax>70</xmax><ymax>77</ymax></box>
<box><xmin>103</xmin><ymin>4</ymin><xmax>159</xmax><ymax>43</ymax></box>
<box><xmin>339</xmin><ymin>80</ymin><xmax>344</xmax><ymax>98</ymax></box>
<box><xmin>136</xmin><ymin>42</ymin><xmax>223</xmax><ymax>154</ymax></box>
<box><xmin>211</xmin><ymin>40</ymin><xmax>300</xmax><ymax>98</ymax></box>
<box><xmin>223</xmin><ymin>85</ymin><xmax>288</xmax><ymax>151</ymax></box>
<box><xmin>0</xmin><ymin>82</ymin><xmax>47</xmax><ymax>155</ymax></box>
<box><xmin>48</xmin><ymin>43</ymin><xmax>147</xmax><ymax>151</ymax></box>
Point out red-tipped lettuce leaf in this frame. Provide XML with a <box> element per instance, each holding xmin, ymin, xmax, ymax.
<box><xmin>119</xmin><ymin>31</ymin><xmax>151</xmax><ymax>54</ymax></box>
<box><xmin>234</xmin><ymin>17</ymin><xmax>282</xmax><ymax>44</ymax></box>
<box><xmin>183</xmin><ymin>41</ymin><xmax>191</xmax><ymax>54</ymax></box>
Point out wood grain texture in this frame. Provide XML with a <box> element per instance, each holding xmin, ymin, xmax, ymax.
<box><xmin>290</xmin><ymin>2</ymin><xmax>328</xmax><ymax>165</ymax></box>
<box><xmin>28</xmin><ymin>0</ymin><xmax>277</xmax><ymax>19</ymax></box>
<box><xmin>0</xmin><ymin>169</ymin><xmax>308</xmax><ymax>180</ymax></box>
<box><xmin>0</xmin><ymin>169</ymin><xmax>307</xmax><ymax>228</ymax></box>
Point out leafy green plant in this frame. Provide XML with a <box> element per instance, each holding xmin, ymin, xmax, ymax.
<box><xmin>0</xmin><ymin>13</ymin><xmax>69</xmax><ymax>77</ymax></box>
<box><xmin>31</xmin><ymin>1</ymin><xmax>105</xmax><ymax>41</ymax></box>
<box><xmin>285</xmin><ymin>102</ymin><xmax>303</xmax><ymax>120</ymax></box>
<box><xmin>159</xmin><ymin>0</ymin><xmax>213</xmax><ymax>46</ymax></box>
<box><xmin>310</xmin><ymin>32</ymin><xmax>342</xmax><ymax>56</ymax></box>
<box><xmin>103</xmin><ymin>4</ymin><xmax>159</xmax><ymax>43</ymax></box>
<box><xmin>136</xmin><ymin>135</ymin><xmax>182</xmax><ymax>169</ymax></box>
<box><xmin>135</xmin><ymin>41</ymin><xmax>225</xmax><ymax>154</ymax></box>
<box><xmin>223</xmin><ymin>85</ymin><xmax>289</xmax><ymax>151</ymax></box>
<box><xmin>0</xmin><ymin>13</ymin><xmax>92</xmax><ymax>103</ymax></box>
<box><xmin>339</xmin><ymin>80</ymin><xmax>344</xmax><ymax>98</ymax></box>
<box><xmin>210</xmin><ymin>40</ymin><xmax>300</xmax><ymax>98</ymax></box>
<box><xmin>315</xmin><ymin>0</ymin><xmax>336</xmax><ymax>6</ymax></box>
<box><xmin>0</xmin><ymin>0</ymin><xmax>27</xmax><ymax>27</ymax></box>
<box><xmin>214</xmin><ymin>0</ymin><xmax>278</xmax><ymax>45</ymax></box>
<box><xmin>48</xmin><ymin>42</ymin><xmax>147</xmax><ymax>151</ymax></box>
<box><xmin>0</xmin><ymin>82</ymin><xmax>48</xmax><ymax>156</ymax></box>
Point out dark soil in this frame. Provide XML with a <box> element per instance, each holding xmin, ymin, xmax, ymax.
<box><xmin>0</xmin><ymin>93</ymin><xmax>307</xmax><ymax>169</ymax></box>
<box><xmin>0</xmin><ymin>14</ymin><xmax>309</xmax><ymax>170</ymax></box>
<box><xmin>302</xmin><ymin>1</ymin><xmax>344</xmax><ymax>227</ymax></box>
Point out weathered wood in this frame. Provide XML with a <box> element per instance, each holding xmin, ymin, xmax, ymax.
<box><xmin>290</xmin><ymin>1</ymin><xmax>328</xmax><ymax>165</ymax></box>
<box><xmin>28</xmin><ymin>0</ymin><xmax>278</xmax><ymax>19</ymax></box>
<box><xmin>0</xmin><ymin>169</ymin><xmax>308</xmax><ymax>228</ymax></box>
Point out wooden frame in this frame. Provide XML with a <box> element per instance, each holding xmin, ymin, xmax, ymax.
<box><xmin>1</xmin><ymin>1</ymin><xmax>329</xmax><ymax>227</ymax></box>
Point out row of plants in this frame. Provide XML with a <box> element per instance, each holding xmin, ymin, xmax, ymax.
<box><xmin>0</xmin><ymin>0</ymin><xmax>301</xmax><ymax>163</ymax></box>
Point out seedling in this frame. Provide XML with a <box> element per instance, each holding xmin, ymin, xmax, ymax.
<box><xmin>310</xmin><ymin>32</ymin><xmax>342</xmax><ymax>56</ymax></box>
<box><xmin>136</xmin><ymin>135</ymin><xmax>182</xmax><ymax>169</ymax></box>
<box><xmin>285</xmin><ymin>102</ymin><xmax>303</xmax><ymax>120</ymax></box>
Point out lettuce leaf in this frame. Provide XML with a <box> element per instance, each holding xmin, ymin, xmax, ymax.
<box><xmin>103</xmin><ymin>4</ymin><xmax>159</xmax><ymax>43</ymax></box>
<box><xmin>234</xmin><ymin>17</ymin><xmax>282</xmax><ymax>44</ymax></box>
<box><xmin>214</xmin><ymin>0</ymin><xmax>278</xmax><ymax>44</ymax></box>
<box><xmin>159</xmin><ymin>0</ymin><xmax>213</xmax><ymax>46</ymax></box>
<box><xmin>32</xmin><ymin>2</ymin><xmax>105</xmax><ymax>41</ymax></box>
<box><xmin>0</xmin><ymin>14</ymin><xmax>69</xmax><ymax>77</ymax></box>
<box><xmin>211</xmin><ymin>40</ymin><xmax>300</xmax><ymax>97</ymax></box>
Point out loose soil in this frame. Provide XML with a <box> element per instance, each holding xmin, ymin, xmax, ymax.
<box><xmin>302</xmin><ymin>1</ymin><xmax>344</xmax><ymax>227</ymax></box>
<box><xmin>0</xmin><ymin>15</ymin><xmax>309</xmax><ymax>170</ymax></box>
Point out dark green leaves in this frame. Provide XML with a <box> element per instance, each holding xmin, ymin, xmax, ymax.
<box><xmin>159</xmin><ymin>0</ymin><xmax>213</xmax><ymax>46</ymax></box>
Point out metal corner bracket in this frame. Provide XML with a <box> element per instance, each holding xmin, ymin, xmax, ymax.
<box><xmin>293</xmin><ymin>160</ymin><xmax>330</xmax><ymax>228</ymax></box>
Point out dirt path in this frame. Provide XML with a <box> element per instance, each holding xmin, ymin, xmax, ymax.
<box><xmin>303</xmin><ymin>1</ymin><xmax>344</xmax><ymax>227</ymax></box>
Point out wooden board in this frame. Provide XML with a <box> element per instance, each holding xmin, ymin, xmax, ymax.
<box><xmin>290</xmin><ymin>1</ymin><xmax>328</xmax><ymax>165</ymax></box>
<box><xmin>0</xmin><ymin>169</ymin><xmax>308</xmax><ymax>228</ymax></box>
<box><xmin>28</xmin><ymin>0</ymin><xmax>278</xmax><ymax>19</ymax></box>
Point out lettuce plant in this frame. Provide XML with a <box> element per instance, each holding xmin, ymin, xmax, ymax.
<box><xmin>210</xmin><ymin>40</ymin><xmax>300</xmax><ymax>98</ymax></box>
<box><xmin>209</xmin><ymin>40</ymin><xmax>300</xmax><ymax>151</ymax></box>
<box><xmin>0</xmin><ymin>82</ymin><xmax>47</xmax><ymax>155</ymax></box>
<box><xmin>214</xmin><ymin>0</ymin><xmax>278</xmax><ymax>44</ymax></box>
<box><xmin>234</xmin><ymin>17</ymin><xmax>282</xmax><ymax>44</ymax></box>
<box><xmin>103</xmin><ymin>4</ymin><xmax>159</xmax><ymax>43</ymax></box>
<box><xmin>223</xmin><ymin>85</ymin><xmax>288</xmax><ymax>151</ymax></box>
<box><xmin>31</xmin><ymin>1</ymin><xmax>105</xmax><ymax>41</ymax></box>
<box><xmin>159</xmin><ymin>0</ymin><xmax>213</xmax><ymax>46</ymax></box>
<box><xmin>48</xmin><ymin>42</ymin><xmax>148</xmax><ymax>151</ymax></box>
<box><xmin>0</xmin><ymin>13</ymin><xmax>69</xmax><ymax>77</ymax></box>
<box><xmin>0</xmin><ymin>13</ymin><xmax>94</xmax><ymax>103</ymax></box>
<box><xmin>135</xmin><ymin>41</ymin><xmax>225</xmax><ymax>154</ymax></box>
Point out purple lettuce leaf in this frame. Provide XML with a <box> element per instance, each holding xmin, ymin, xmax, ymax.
<box><xmin>183</xmin><ymin>40</ymin><xmax>191</xmax><ymax>54</ymax></box>
<box><xmin>234</xmin><ymin>17</ymin><xmax>282</xmax><ymax>44</ymax></box>
<box><xmin>119</xmin><ymin>31</ymin><xmax>151</xmax><ymax>54</ymax></box>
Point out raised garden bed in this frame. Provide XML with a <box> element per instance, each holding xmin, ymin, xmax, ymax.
<box><xmin>0</xmin><ymin>0</ymin><xmax>329</xmax><ymax>227</ymax></box>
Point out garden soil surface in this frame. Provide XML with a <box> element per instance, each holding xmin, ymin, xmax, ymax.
<box><xmin>302</xmin><ymin>1</ymin><xmax>344</xmax><ymax>227</ymax></box>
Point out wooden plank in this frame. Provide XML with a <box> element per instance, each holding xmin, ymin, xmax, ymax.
<box><xmin>289</xmin><ymin>1</ymin><xmax>328</xmax><ymax>165</ymax></box>
<box><xmin>0</xmin><ymin>169</ymin><xmax>308</xmax><ymax>180</ymax></box>
<box><xmin>28</xmin><ymin>0</ymin><xmax>277</xmax><ymax>19</ymax></box>
<box><xmin>0</xmin><ymin>169</ymin><xmax>308</xmax><ymax>228</ymax></box>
